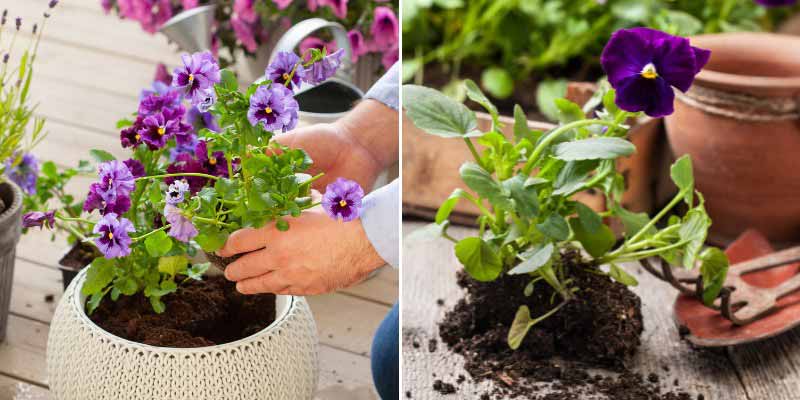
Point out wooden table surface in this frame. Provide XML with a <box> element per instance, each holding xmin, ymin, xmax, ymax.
<box><xmin>0</xmin><ymin>1</ymin><xmax>396</xmax><ymax>399</ymax></box>
<box><xmin>402</xmin><ymin>221</ymin><xmax>800</xmax><ymax>400</ymax></box>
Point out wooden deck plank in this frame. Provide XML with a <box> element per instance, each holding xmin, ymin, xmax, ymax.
<box><xmin>401</xmin><ymin>221</ymin><xmax>750</xmax><ymax>399</ymax></box>
<box><xmin>0</xmin><ymin>375</ymin><xmax>50</xmax><ymax>400</ymax></box>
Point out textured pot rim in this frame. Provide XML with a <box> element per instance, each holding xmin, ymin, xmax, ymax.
<box><xmin>68</xmin><ymin>268</ymin><xmax>299</xmax><ymax>353</ymax></box>
<box><xmin>691</xmin><ymin>32</ymin><xmax>800</xmax><ymax>92</ymax></box>
<box><xmin>0</xmin><ymin>180</ymin><xmax>23</xmax><ymax>227</ymax></box>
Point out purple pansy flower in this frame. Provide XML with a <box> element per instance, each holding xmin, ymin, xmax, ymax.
<box><xmin>195</xmin><ymin>140</ymin><xmax>230</xmax><ymax>177</ymax></box>
<box><xmin>22</xmin><ymin>211</ymin><xmax>55</xmax><ymax>229</ymax></box>
<box><xmin>138</xmin><ymin>109</ymin><xmax>190</xmax><ymax>150</ymax></box>
<box><xmin>601</xmin><ymin>28</ymin><xmax>710</xmax><ymax>118</ymax></box>
<box><xmin>138</xmin><ymin>91</ymin><xmax>182</xmax><ymax>116</ymax></box>
<box><xmin>172</xmin><ymin>51</ymin><xmax>220</xmax><ymax>100</ymax></box>
<box><xmin>93</xmin><ymin>213</ymin><xmax>135</xmax><ymax>258</ymax></box>
<box><xmin>101</xmin><ymin>0</ymin><xmax>113</xmax><ymax>13</ymax></box>
<box><xmin>370</xmin><ymin>7</ymin><xmax>398</xmax><ymax>52</ymax></box>
<box><xmin>266</xmin><ymin>51</ymin><xmax>306</xmax><ymax>87</ymax></box>
<box><xmin>123</xmin><ymin>159</ymin><xmax>146</xmax><ymax>178</ymax></box>
<box><xmin>166</xmin><ymin>180</ymin><xmax>190</xmax><ymax>205</ymax></box>
<box><xmin>247</xmin><ymin>84</ymin><xmax>299</xmax><ymax>132</ymax></box>
<box><xmin>322</xmin><ymin>178</ymin><xmax>364</xmax><ymax>222</ymax></box>
<box><xmin>299</xmin><ymin>36</ymin><xmax>330</xmax><ymax>61</ymax></box>
<box><xmin>165</xmin><ymin>154</ymin><xmax>208</xmax><ymax>193</ymax></box>
<box><xmin>164</xmin><ymin>204</ymin><xmax>198</xmax><ymax>242</ymax></box>
<box><xmin>98</xmin><ymin>160</ymin><xmax>136</xmax><ymax>199</ymax></box>
<box><xmin>154</xmin><ymin>63</ymin><xmax>172</xmax><ymax>86</ymax></box>
<box><xmin>121</xmin><ymin>116</ymin><xmax>145</xmax><ymax>148</ymax></box>
<box><xmin>193</xmin><ymin>87</ymin><xmax>217</xmax><ymax>112</ymax></box>
<box><xmin>84</xmin><ymin>183</ymin><xmax>132</xmax><ymax>215</ymax></box>
<box><xmin>4</xmin><ymin>153</ymin><xmax>39</xmax><ymax>195</ymax></box>
<box><xmin>348</xmin><ymin>30</ymin><xmax>366</xmax><ymax>63</ymax></box>
<box><xmin>755</xmin><ymin>0</ymin><xmax>797</xmax><ymax>6</ymax></box>
<box><xmin>169</xmin><ymin>132</ymin><xmax>198</xmax><ymax>161</ymax></box>
<box><xmin>187</xmin><ymin>107</ymin><xmax>220</xmax><ymax>132</ymax></box>
<box><xmin>303</xmin><ymin>48</ymin><xmax>345</xmax><ymax>85</ymax></box>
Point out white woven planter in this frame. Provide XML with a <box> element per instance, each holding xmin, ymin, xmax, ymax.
<box><xmin>47</xmin><ymin>268</ymin><xmax>319</xmax><ymax>400</ymax></box>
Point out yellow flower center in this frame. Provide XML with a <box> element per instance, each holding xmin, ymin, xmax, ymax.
<box><xmin>640</xmin><ymin>63</ymin><xmax>658</xmax><ymax>80</ymax></box>
<box><xmin>188</xmin><ymin>74</ymin><xmax>195</xmax><ymax>82</ymax></box>
<box><xmin>157</xmin><ymin>126</ymin><xmax>166</xmax><ymax>136</ymax></box>
<box><xmin>282</xmin><ymin>73</ymin><xmax>291</xmax><ymax>81</ymax></box>
<box><xmin>135</xmin><ymin>134</ymin><xmax>141</xmax><ymax>141</ymax></box>
<box><xmin>264</xmin><ymin>106</ymin><xmax>273</xmax><ymax>114</ymax></box>
<box><xmin>339</xmin><ymin>199</ymin><xmax>348</xmax><ymax>207</ymax></box>
<box><xmin>107</xmin><ymin>232</ymin><xmax>114</xmax><ymax>240</ymax></box>
<box><xmin>209</xmin><ymin>157</ymin><xmax>217</xmax><ymax>165</ymax></box>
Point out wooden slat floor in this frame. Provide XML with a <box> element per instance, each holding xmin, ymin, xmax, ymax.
<box><xmin>0</xmin><ymin>1</ymin><xmax>397</xmax><ymax>399</ymax></box>
<box><xmin>403</xmin><ymin>221</ymin><xmax>800</xmax><ymax>400</ymax></box>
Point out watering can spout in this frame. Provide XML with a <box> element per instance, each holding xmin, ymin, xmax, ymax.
<box><xmin>159</xmin><ymin>5</ymin><xmax>216</xmax><ymax>53</ymax></box>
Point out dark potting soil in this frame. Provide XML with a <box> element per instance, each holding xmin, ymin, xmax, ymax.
<box><xmin>59</xmin><ymin>242</ymin><xmax>99</xmax><ymax>271</ymax></box>
<box><xmin>90</xmin><ymin>275</ymin><xmax>276</xmax><ymax>348</ymax></box>
<box><xmin>437</xmin><ymin>253</ymin><xmax>697</xmax><ymax>399</ymax></box>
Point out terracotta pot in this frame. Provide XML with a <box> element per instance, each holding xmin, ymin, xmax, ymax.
<box><xmin>664</xmin><ymin>33</ymin><xmax>800</xmax><ymax>244</ymax></box>
<box><xmin>403</xmin><ymin>86</ymin><xmax>662</xmax><ymax>228</ymax></box>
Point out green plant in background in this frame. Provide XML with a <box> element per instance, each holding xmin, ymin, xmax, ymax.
<box><xmin>402</xmin><ymin>0</ymin><xmax>798</xmax><ymax>120</ymax></box>
<box><xmin>0</xmin><ymin>3</ymin><xmax>57</xmax><ymax>190</ymax></box>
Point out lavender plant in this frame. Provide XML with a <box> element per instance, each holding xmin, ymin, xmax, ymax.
<box><xmin>404</xmin><ymin>28</ymin><xmax>730</xmax><ymax>349</ymax></box>
<box><xmin>25</xmin><ymin>47</ymin><xmax>364</xmax><ymax>313</ymax></box>
<box><xmin>0</xmin><ymin>2</ymin><xmax>59</xmax><ymax>199</ymax></box>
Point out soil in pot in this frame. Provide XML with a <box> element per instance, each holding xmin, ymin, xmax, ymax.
<box><xmin>438</xmin><ymin>251</ymin><xmax>696</xmax><ymax>399</ymax></box>
<box><xmin>90</xmin><ymin>275</ymin><xmax>276</xmax><ymax>348</ymax></box>
<box><xmin>59</xmin><ymin>242</ymin><xmax>99</xmax><ymax>270</ymax></box>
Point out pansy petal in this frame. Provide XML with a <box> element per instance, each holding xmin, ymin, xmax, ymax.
<box><xmin>645</xmin><ymin>78</ymin><xmax>676</xmax><ymax>118</ymax></box>
<box><xmin>691</xmin><ymin>46</ymin><xmax>711</xmax><ymax>75</ymax></box>
<box><xmin>601</xmin><ymin>29</ymin><xmax>654</xmax><ymax>87</ymax></box>
<box><xmin>652</xmin><ymin>36</ymin><xmax>698</xmax><ymax>93</ymax></box>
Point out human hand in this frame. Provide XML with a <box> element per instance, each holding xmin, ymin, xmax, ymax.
<box><xmin>217</xmin><ymin>207</ymin><xmax>385</xmax><ymax>295</ymax></box>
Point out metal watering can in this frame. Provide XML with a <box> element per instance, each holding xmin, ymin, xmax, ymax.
<box><xmin>160</xmin><ymin>9</ymin><xmax>363</xmax><ymax>124</ymax></box>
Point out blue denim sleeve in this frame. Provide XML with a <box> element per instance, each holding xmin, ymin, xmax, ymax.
<box><xmin>360</xmin><ymin>179</ymin><xmax>399</xmax><ymax>268</ymax></box>
<box><xmin>364</xmin><ymin>62</ymin><xmax>399</xmax><ymax>111</ymax></box>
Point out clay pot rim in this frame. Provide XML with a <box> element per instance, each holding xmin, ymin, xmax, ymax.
<box><xmin>691</xmin><ymin>32</ymin><xmax>800</xmax><ymax>91</ymax></box>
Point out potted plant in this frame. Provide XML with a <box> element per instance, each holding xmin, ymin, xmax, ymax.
<box><xmin>101</xmin><ymin>0</ymin><xmax>399</xmax><ymax>88</ymax></box>
<box><xmin>29</xmin><ymin>47</ymin><xmax>363</xmax><ymax>397</ymax></box>
<box><xmin>403</xmin><ymin>28</ymin><xmax>729</xmax><ymax>398</ymax></box>
<box><xmin>0</xmin><ymin>1</ymin><xmax>57</xmax><ymax>341</ymax></box>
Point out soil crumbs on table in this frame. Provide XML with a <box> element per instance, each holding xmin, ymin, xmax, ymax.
<box><xmin>91</xmin><ymin>275</ymin><xmax>276</xmax><ymax>347</ymax></box>
<box><xmin>437</xmin><ymin>255</ymin><xmax>697</xmax><ymax>399</ymax></box>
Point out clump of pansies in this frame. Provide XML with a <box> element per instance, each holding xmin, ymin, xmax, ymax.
<box><xmin>404</xmin><ymin>27</ymin><xmax>729</xmax><ymax>350</ymax></box>
<box><xmin>100</xmin><ymin>0</ymin><xmax>399</xmax><ymax>70</ymax></box>
<box><xmin>23</xmin><ymin>48</ymin><xmax>363</xmax><ymax>313</ymax></box>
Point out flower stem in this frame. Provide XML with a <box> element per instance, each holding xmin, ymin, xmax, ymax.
<box><xmin>521</xmin><ymin>119</ymin><xmax>619</xmax><ymax>175</ymax></box>
<box><xmin>136</xmin><ymin>173</ymin><xmax>220</xmax><ymax>181</ymax></box>
<box><xmin>130</xmin><ymin>225</ymin><xmax>171</xmax><ymax>242</ymax></box>
<box><xmin>193</xmin><ymin>216</ymin><xmax>233</xmax><ymax>228</ymax></box>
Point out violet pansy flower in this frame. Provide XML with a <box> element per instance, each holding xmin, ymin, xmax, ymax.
<box><xmin>266</xmin><ymin>51</ymin><xmax>306</xmax><ymax>87</ymax></box>
<box><xmin>164</xmin><ymin>204</ymin><xmax>198</xmax><ymax>242</ymax></box>
<box><xmin>601</xmin><ymin>28</ymin><xmax>710</xmax><ymax>118</ymax></box>
<box><xmin>93</xmin><ymin>213</ymin><xmax>135</xmax><ymax>258</ymax></box>
<box><xmin>193</xmin><ymin>87</ymin><xmax>217</xmax><ymax>112</ymax></box>
<box><xmin>84</xmin><ymin>183</ymin><xmax>131</xmax><ymax>216</ymax></box>
<box><xmin>172</xmin><ymin>51</ymin><xmax>221</xmax><ymax>100</ymax></box>
<box><xmin>22</xmin><ymin>211</ymin><xmax>55</xmax><ymax>229</ymax></box>
<box><xmin>322</xmin><ymin>178</ymin><xmax>364</xmax><ymax>222</ymax></box>
<box><xmin>370</xmin><ymin>7</ymin><xmax>398</xmax><ymax>52</ymax></box>
<box><xmin>138</xmin><ymin>91</ymin><xmax>182</xmax><ymax>116</ymax></box>
<box><xmin>120</xmin><ymin>116</ymin><xmax>145</xmax><ymax>148</ymax></box>
<box><xmin>195</xmin><ymin>140</ymin><xmax>230</xmax><ymax>177</ymax></box>
<box><xmin>755</xmin><ymin>0</ymin><xmax>797</xmax><ymax>6</ymax></box>
<box><xmin>247</xmin><ymin>84</ymin><xmax>299</xmax><ymax>132</ymax></box>
<box><xmin>4</xmin><ymin>153</ymin><xmax>39</xmax><ymax>195</ymax></box>
<box><xmin>166</xmin><ymin>180</ymin><xmax>190</xmax><ymax>205</ymax></box>
<box><xmin>123</xmin><ymin>159</ymin><xmax>146</xmax><ymax>178</ymax></box>
<box><xmin>303</xmin><ymin>48</ymin><xmax>345</xmax><ymax>85</ymax></box>
<box><xmin>97</xmin><ymin>159</ymin><xmax>136</xmax><ymax>200</ymax></box>
<box><xmin>138</xmin><ymin>109</ymin><xmax>189</xmax><ymax>150</ymax></box>
<box><xmin>165</xmin><ymin>154</ymin><xmax>208</xmax><ymax>193</ymax></box>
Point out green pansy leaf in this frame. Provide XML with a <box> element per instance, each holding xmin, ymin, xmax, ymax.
<box><xmin>148</xmin><ymin>181</ymin><xmax>164</xmax><ymax>205</ymax></box>
<box><xmin>536</xmin><ymin>79</ymin><xmax>568</xmax><ymax>122</ymax></box>
<box><xmin>553</xmin><ymin>137</ymin><xmax>636</xmax><ymax>161</ymax></box>
<box><xmin>612</xmin><ymin>203</ymin><xmax>653</xmax><ymax>238</ymax></box>
<box><xmin>459</xmin><ymin>162</ymin><xmax>512</xmax><ymax>209</ymax></box>
<box><xmin>403</xmin><ymin>85</ymin><xmax>481</xmax><ymax>138</ymax></box>
<box><xmin>537</xmin><ymin>214</ymin><xmax>570</xmax><ymax>241</ymax></box>
<box><xmin>220</xmin><ymin>70</ymin><xmax>238</xmax><ymax>91</ymax></box>
<box><xmin>464</xmin><ymin>79</ymin><xmax>500</xmax><ymax>125</ymax></box>
<box><xmin>699</xmin><ymin>247</ymin><xmax>729</xmax><ymax>305</ymax></box>
<box><xmin>82</xmin><ymin>258</ymin><xmax>115</xmax><ymax>296</ymax></box>
<box><xmin>186</xmin><ymin>263</ymin><xmax>210</xmax><ymax>281</ymax></box>
<box><xmin>553</xmin><ymin>98</ymin><xmax>585</xmax><ymax>123</ymax></box>
<box><xmin>145</xmin><ymin>231</ymin><xmax>173</xmax><ymax>257</ymax></box>
<box><xmin>149</xmin><ymin>296</ymin><xmax>166</xmax><ymax>314</ymax></box>
<box><xmin>406</xmin><ymin>221</ymin><xmax>451</xmax><ymax>243</ymax></box>
<box><xmin>503</xmin><ymin>175</ymin><xmax>539</xmax><ymax>219</ymax></box>
<box><xmin>608</xmin><ymin>263</ymin><xmax>639</xmax><ymax>287</ymax></box>
<box><xmin>508</xmin><ymin>242</ymin><xmax>554</xmax><ymax>275</ymax></box>
<box><xmin>436</xmin><ymin>189</ymin><xmax>468</xmax><ymax>224</ymax></box>
<box><xmin>195</xmin><ymin>229</ymin><xmax>229</xmax><ymax>253</ymax></box>
<box><xmin>569</xmin><ymin>218</ymin><xmax>616</xmax><ymax>258</ymax></box>
<box><xmin>602</xmin><ymin>89</ymin><xmax>621</xmax><ymax>116</ymax></box>
<box><xmin>508</xmin><ymin>305</ymin><xmax>534</xmax><ymax>350</ymax></box>
<box><xmin>575</xmin><ymin>202</ymin><xmax>602</xmax><ymax>234</ymax></box>
<box><xmin>158</xmin><ymin>255</ymin><xmax>188</xmax><ymax>277</ymax></box>
<box><xmin>455</xmin><ymin>237</ymin><xmax>502</xmax><ymax>282</ymax></box>
<box><xmin>480</xmin><ymin>67</ymin><xmax>514</xmax><ymax>100</ymax></box>
<box><xmin>678</xmin><ymin>207</ymin><xmax>711</xmax><ymax>269</ymax></box>
<box><xmin>89</xmin><ymin>149</ymin><xmax>116</xmax><ymax>163</ymax></box>
<box><xmin>670</xmin><ymin>155</ymin><xmax>694</xmax><ymax>205</ymax></box>
<box><xmin>513</xmin><ymin>104</ymin><xmax>541</xmax><ymax>144</ymax></box>
<box><xmin>114</xmin><ymin>277</ymin><xmax>139</xmax><ymax>296</ymax></box>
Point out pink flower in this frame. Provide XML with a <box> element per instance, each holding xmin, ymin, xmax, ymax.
<box><xmin>299</xmin><ymin>36</ymin><xmax>336</xmax><ymax>61</ymax></box>
<box><xmin>370</xmin><ymin>6</ymin><xmax>397</xmax><ymax>52</ymax></box>
<box><xmin>273</xmin><ymin>0</ymin><xmax>293</xmax><ymax>9</ymax></box>
<box><xmin>231</xmin><ymin>17</ymin><xmax>259</xmax><ymax>53</ymax></box>
<box><xmin>382</xmin><ymin>44</ymin><xmax>398</xmax><ymax>70</ymax></box>
<box><xmin>211</xmin><ymin>34</ymin><xmax>220</xmax><ymax>58</ymax></box>
<box><xmin>233</xmin><ymin>0</ymin><xmax>257</xmax><ymax>23</ymax></box>
<box><xmin>319</xmin><ymin>0</ymin><xmax>347</xmax><ymax>19</ymax></box>
<box><xmin>101</xmin><ymin>0</ymin><xmax>113</xmax><ymax>13</ymax></box>
<box><xmin>181</xmin><ymin>0</ymin><xmax>199</xmax><ymax>9</ymax></box>
<box><xmin>348</xmin><ymin>30</ymin><xmax>365</xmax><ymax>62</ymax></box>
<box><xmin>154</xmin><ymin>63</ymin><xmax>171</xmax><ymax>85</ymax></box>
<box><xmin>120</xmin><ymin>0</ymin><xmax>173</xmax><ymax>34</ymax></box>
<box><xmin>307</xmin><ymin>0</ymin><xmax>319</xmax><ymax>11</ymax></box>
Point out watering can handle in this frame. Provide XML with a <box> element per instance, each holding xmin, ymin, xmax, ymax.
<box><xmin>269</xmin><ymin>18</ymin><xmax>354</xmax><ymax>81</ymax></box>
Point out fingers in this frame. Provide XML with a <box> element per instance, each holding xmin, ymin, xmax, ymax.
<box><xmin>217</xmin><ymin>227</ymin><xmax>274</xmax><ymax>257</ymax></box>
<box><xmin>224</xmin><ymin>247</ymin><xmax>281</xmax><ymax>282</ymax></box>
<box><xmin>236</xmin><ymin>271</ymin><xmax>291</xmax><ymax>295</ymax></box>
